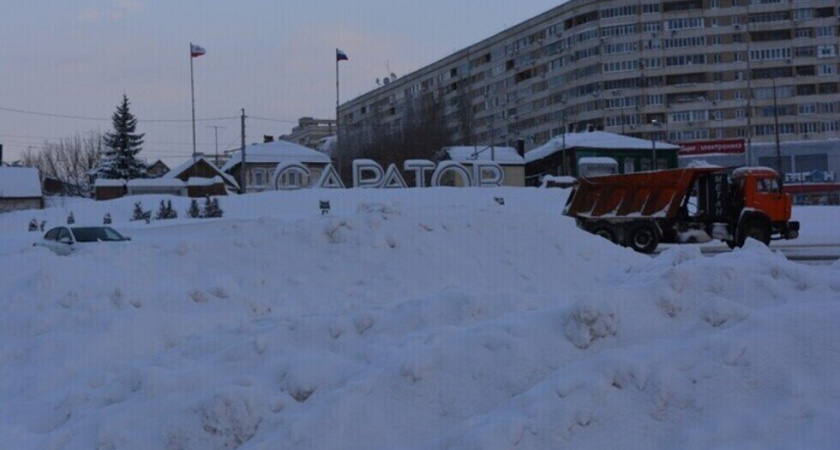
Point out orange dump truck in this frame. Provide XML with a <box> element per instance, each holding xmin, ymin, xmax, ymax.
<box><xmin>562</xmin><ymin>166</ymin><xmax>800</xmax><ymax>253</ymax></box>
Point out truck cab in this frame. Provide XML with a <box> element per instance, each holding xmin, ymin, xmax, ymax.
<box><xmin>730</xmin><ymin>167</ymin><xmax>798</xmax><ymax>244</ymax></box>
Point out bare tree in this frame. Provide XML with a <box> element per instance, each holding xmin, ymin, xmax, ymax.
<box><xmin>339</xmin><ymin>86</ymin><xmax>454</xmax><ymax>185</ymax></box>
<box><xmin>21</xmin><ymin>131</ymin><xmax>102</xmax><ymax>196</ymax></box>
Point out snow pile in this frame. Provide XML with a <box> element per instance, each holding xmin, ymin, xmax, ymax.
<box><xmin>0</xmin><ymin>188</ymin><xmax>839</xmax><ymax>449</ymax></box>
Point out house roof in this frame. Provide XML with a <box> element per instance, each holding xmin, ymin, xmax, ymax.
<box><xmin>525</xmin><ymin>131</ymin><xmax>681</xmax><ymax>163</ymax></box>
<box><xmin>443</xmin><ymin>146</ymin><xmax>525</xmax><ymax>165</ymax></box>
<box><xmin>221</xmin><ymin>140</ymin><xmax>331</xmax><ymax>172</ymax></box>
<box><xmin>166</xmin><ymin>156</ymin><xmax>239</xmax><ymax>189</ymax></box>
<box><xmin>0</xmin><ymin>167</ymin><xmax>42</xmax><ymax>198</ymax></box>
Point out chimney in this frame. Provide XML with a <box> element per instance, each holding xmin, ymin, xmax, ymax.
<box><xmin>263</xmin><ymin>135</ymin><xmax>274</xmax><ymax>143</ymax></box>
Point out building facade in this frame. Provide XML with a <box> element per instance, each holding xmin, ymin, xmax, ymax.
<box><xmin>279</xmin><ymin>117</ymin><xmax>337</xmax><ymax>149</ymax></box>
<box><xmin>339</xmin><ymin>0</ymin><xmax>840</xmax><ymax>179</ymax></box>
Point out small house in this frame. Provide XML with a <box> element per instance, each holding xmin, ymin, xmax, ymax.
<box><xmin>164</xmin><ymin>156</ymin><xmax>238</xmax><ymax>195</ymax></box>
<box><xmin>94</xmin><ymin>179</ymin><xmax>127</xmax><ymax>201</ymax></box>
<box><xmin>126</xmin><ymin>178</ymin><xmax>187</xmax><ymax>197</ymax></box>
<box><xmin>525</xmin><ymin>131</ymin><xmax>681</xmax><ymax>185</ymax></box>
<box><xmin>147</xmin><ymin>160</ymin><xmax>171</xmax><ymax>178</ymax></box>
<box><xmin>439</xmin><ymin>146</ymin><xmax>526</xmax><ymax>187</ymax></box>
<box><xmin>221</xmin><ymin>139</ymin><xmax>331</xmax><ymax>192</ymax></box>
<box><xmin>0</xmin><ymin>167</ymin><xmax>44</xmax><ymax>213</ymax></box>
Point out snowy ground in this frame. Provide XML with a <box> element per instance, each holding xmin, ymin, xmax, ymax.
<box><xmin>1</xmin><ymin>188</ymin><xmax>839</xmax><ymax>449</ymax></box>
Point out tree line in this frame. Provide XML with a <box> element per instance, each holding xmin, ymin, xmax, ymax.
<box><xmin>22</xmin><ymin>94</ymin><xmax>148</xmax><ymax>196</ymax></box>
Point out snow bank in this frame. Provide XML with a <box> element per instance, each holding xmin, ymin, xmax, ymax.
<box><xmin>1</xmin><ymin>189</ymin><xmax>839</xmax><ymax>449</ymax></box>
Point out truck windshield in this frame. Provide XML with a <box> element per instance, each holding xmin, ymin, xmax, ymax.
<box><xmin>756</xmin><ymin>178</ymin><xmax>780</xmax><ymax>194</ymax></box>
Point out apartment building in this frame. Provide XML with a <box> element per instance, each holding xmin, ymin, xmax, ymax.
<box><xmin>339</xmin><ymin>0</ymin><xmax>840</xmax><ymax>183</ymax></box>
<box><xmin>279</xmin><ymin>117</ymin><xmax>336</xmax><ymax>150</ymax></box>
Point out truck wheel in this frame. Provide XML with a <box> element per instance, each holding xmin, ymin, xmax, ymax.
<box><xmin>626</xmin><ymin>222</ymin><xmax>660</xmax><ymax>254</ymax></box>
<box><xmin>737</xmin><ymin>220</ymin><xmax>771</xmax><ymax>247</ymax></box>
<box><xmin>590</xmin><ymin>223</ymin><xmax>618</xmax><ymax>244</ymax></box>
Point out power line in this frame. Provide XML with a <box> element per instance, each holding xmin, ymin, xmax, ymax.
<box><xmin>0</xmin><ymin>106</ymin><xmax>238</xmax><ymax>123</ymax></box>
<box><xmin>248</xmin><ymin>116</ymin><xmax>299</xmax><ymax>124</ymax></box>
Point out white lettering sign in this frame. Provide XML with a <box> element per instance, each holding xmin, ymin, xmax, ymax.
<box><xmin>271</xmin><ymin>159</ymin><xmax>506</xmax><ymax>190</ymax></box>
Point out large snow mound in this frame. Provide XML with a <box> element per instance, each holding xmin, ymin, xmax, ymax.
<box><xmin>1</xmin><ymin>188</ymin><xmax>839</xmax><ymax>449</ymax></box>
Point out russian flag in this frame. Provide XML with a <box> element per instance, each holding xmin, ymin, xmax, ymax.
<box><xmin>190</xmin><ymin>44</ymin><xmax>206</xmax><ymax>58</ymax></box>
<box><xmin>336</xmin><ymin>49</ymin><xmax>348</xmax><ymax>62</ymax></box>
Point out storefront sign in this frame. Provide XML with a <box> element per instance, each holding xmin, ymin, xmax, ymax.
<box><xmin>679</xmin><ymin>139</ymin><xmax>745</xmax><ymax>156</ymax></box>
<box><xmin>785</xmin><ymin>170</ymin><xmax>835</xmax><ymax>183</ymax></box>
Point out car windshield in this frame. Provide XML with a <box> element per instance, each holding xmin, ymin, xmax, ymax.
<box><xmin>72</xmin><ymin>227</ymin><xmax>127</xmax><ymax>242</ymax></box>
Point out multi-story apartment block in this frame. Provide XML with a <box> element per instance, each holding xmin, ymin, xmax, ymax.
<box><xmin>279</xmin><ymin>117</ymin><xmax>336</xmax><ymax>150</ymax></box>
<box><xmin>339</xmin><ymin>0</ymin><xmax>840</xmax><ymax>188</ymax></box>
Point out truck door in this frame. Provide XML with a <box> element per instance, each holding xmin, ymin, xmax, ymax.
<box><xmin>749</xmin><ymin>176</ymin><xmax>787</xmax><ymax>222</ymax></box>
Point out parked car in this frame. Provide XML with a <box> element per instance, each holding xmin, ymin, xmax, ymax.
<box><xmin>35</xmin><ymin>226</ymin><xmax>131</xmax><ymax>255</ymax></box>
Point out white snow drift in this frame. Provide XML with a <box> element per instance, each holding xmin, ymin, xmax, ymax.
<box><xmin>0</xmin><ymin>188</ymin><xmax>838</xmax><ymax>449</ymax></box>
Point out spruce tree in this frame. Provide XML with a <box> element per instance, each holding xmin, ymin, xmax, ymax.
<box><xmin>98</xmin><ymin>94</ymin><xmax>148</xmax><ymax>179</ymax></box>
<box><xmin>187</xmin><ymin>199</ymin><xmax>201</xmax><ymax>218</ymax></box>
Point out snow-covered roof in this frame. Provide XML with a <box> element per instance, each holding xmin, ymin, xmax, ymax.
<box><xmin>221</xmin><ymin>140</ymin><xmax>331</xmax><ymax>172</ymax></box>
<box><xmin>0</xmin><ymin>167</ymin><xmax>42</xmax><ymax>198</ymax></box>
<box><xmin>165</xmin><ymin>156</ymin><xmax>240</xmax><ymax>189</ymax></box>
<box><xmin>187</xmin><ymin>176</ymin><xmax>222</xmax><ymax>186</ymax></box>
<box><xmin>127</xmin><ymin>178</ymin><xmax>185</xmax><ymax>188</ymax></box>
<box><xmin>525</xmin><ymin>131</ymin><xmax>681</xmax><ymax>163</ymax></box>
<box><xmin>94</xmin><ymin>179</ymin><xmax>127</xmax><ymax>187</ymax></box>
<box><xmin>444</xmin><ymin>146</ymin><xmax>525</xmax><ymax>165</ymax></box>
<box><xmin>317</xmin><ymin>136</ymin><xmax>338</xmax><ymax>158</ymax></box>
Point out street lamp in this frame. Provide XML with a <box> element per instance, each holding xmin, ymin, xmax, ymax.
<box><xmin>651</xmin><ymin>119</ymin><xmax>662</xmax><ymax>170</ymax></box>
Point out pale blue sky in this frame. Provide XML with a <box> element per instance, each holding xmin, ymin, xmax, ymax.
<box><xmin>1</xmin><ymin>0</ymin><xmax>560</xmax><ymax>163</ymax></box>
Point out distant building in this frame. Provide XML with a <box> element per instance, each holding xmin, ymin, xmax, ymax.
<box><xmin>221</xmin><ymin>138</ymin><xmax>331</xmax><ymax>193</ymax></box>
<box><xmin>279</xmin><ymin>117</ymin><xmax>336</xmax><ymax>150</ymax></box>
<box><xmin>338</xmin><ymin>0</ymin><xmax>840</xmax><ymax>180</ymax></box>
<box><xmin>164</xmin><ymin>156</ymin><xmax>239</xmax><ymax>194</ymax></box>
<box><xmin>525</xmin><ymin>131</ymin><xmax>680</xmax><ymax>184</ymax></box>
<box><xmin>0</xmin><ymin>167</ymin><xmax>44</xmax><ymax>212</ymax></box>
<box><xmin>147</xmin><ymin>160</ymin><xmax>170</xmax><ymax>178</ymax></box>
<box><xmin>439</xmin><ymin>146</ymin><xmax>526</xmax><ymax>187</ymax></box>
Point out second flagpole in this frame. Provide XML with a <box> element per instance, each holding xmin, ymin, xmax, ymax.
<box><xmin>190</xmin><ymin>42</ymin><xmax>197</xmax><ymax>167</ymax></box>
<box><xmin>335</xmin><ymin>49</ymin><xmax>341</xmax><ymax>178</ymax></box>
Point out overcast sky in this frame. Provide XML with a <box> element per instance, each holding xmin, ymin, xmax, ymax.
<box><xmin>1</xmin><ymin>0</ymin><xmax>561</xmax><ymax>165</ymax></box>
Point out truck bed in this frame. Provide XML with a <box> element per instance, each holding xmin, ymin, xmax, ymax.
<box><xmin>563</xmin><ymin>168</ymin><xmax>723</xmax><ymax>221</ymax></box>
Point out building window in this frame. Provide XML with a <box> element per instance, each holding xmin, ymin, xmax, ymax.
<box><xmin>253</xmin><ymin>169</ymin><xmax>266</xmax><ymax>186</ymax></box>
<box><xmin>819</xmin><ymin>64</ymin><xmax>836</xmax><ymax>76</ymax></box>
<box><xmin>799</xmin><ymin>103</ymin><xmax>817</xmax><ymax>115</ymax></box>
<box><xmin>818</xmin><ymin>45</ymin><xmax>837</xmax><ymax>58</ymax></box>
<box><xmin>817</xmin><ymin>26</ymin><xmax>835</xmax><ymax>38</ymax></box>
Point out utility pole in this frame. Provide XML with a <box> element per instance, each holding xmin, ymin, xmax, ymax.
<box><xmin>206</xmin><ymin>125</ymin><xmax>226</xmax><ymax>167</ymax></box>
<box><xmin>240</xmin><ymin>109</ymin><xmax>246</xmax><ymax>194</ymax></box>
<box><xmin>772</xmin><ymin>78</ymin><xmax>783</xmax><ymax>176</ymax></box>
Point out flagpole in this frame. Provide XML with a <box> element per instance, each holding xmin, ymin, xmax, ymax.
<box><xmin>190</xmin><ymin>42</ymin><xmax>197</xmax><ymax>168</ymax></box>
<box><xmin>335</xmin><ymin>49</ymin><xmax>341</xmax><ymax>177</ymax></box>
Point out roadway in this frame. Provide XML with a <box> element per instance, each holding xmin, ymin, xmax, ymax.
<box><xmin>656</xmin><ymin>243</ymin><xmax>840</xmax><ymax>264</ymax></box>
